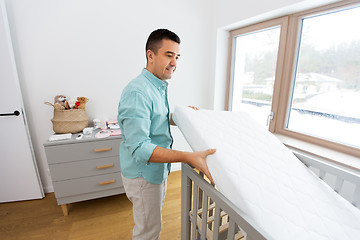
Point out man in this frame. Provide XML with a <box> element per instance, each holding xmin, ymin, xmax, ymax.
<box><xmin>117</xmin><ymin>29</ymin><xmax>215</xmax><ymax>240</ymax></box>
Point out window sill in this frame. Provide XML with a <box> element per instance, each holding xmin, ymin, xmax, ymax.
<box><xmin>275</xmin><ymin>133</ymin><xmax>360</xmax><ymax>172</ymax></box>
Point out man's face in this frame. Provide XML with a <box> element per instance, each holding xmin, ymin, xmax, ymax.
<box><xmin>147</xmin><ymin>39</ymin><xmax>180</xmax><ymax>81</ymax></box>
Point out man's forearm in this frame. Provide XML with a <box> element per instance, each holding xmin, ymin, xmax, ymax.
<box><xmin>148</xmin><ymin>146</ymin><xmax>189</xmax><ymax>163</ymax></box>
<box><xmin>148</xmin><ymin>146</ymin><xmax>216</xmax><ymax>184</ymax></box>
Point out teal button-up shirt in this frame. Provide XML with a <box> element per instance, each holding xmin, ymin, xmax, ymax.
<box><xmin>117</xmin><ymin>69</ymin><xmax>172</xmax><ymax>184</ymax></box>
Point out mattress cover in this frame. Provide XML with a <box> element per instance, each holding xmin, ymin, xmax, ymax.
<box><xmin>173</xmin><ymin>106</ymin><xmax>360</xmax><ymax>240</ymax></box>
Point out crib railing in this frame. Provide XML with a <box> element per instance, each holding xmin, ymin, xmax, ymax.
<box><xmin>181</xmin><ymin>152</ymin><xmax>360</xmax><ymax>240</ymax></box>
<box><xmin>293</xmin><ymin>151</ymin><xmax>360</xmax><ymax>209</ymax></box>
<box><xmin>181</xmin><ymin>163</ymin><xmax>272</xmax><ymax>240</ymax></box>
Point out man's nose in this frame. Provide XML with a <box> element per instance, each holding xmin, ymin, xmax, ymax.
<box><xmin>170</xmin><ymin>57</ymin><xmax>177</xmax><ymax>66</ymax></box>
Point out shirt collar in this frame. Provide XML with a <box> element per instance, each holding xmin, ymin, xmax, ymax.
<box><xmin>142</xmin><ymin>68</ymin><xmax>168</xmax><ymax>91</ymax></box>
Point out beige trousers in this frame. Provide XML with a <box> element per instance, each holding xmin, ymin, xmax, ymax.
<box><xmin>121</xmin><ymin>174</ymin><xmax>167</xmax><ymax>240</ymax></box>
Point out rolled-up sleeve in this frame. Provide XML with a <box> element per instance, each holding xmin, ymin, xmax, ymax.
<box><xmin>118</xmin><ymin>90</ymin><xmax>156</xmax><ymax>164</ymax></box>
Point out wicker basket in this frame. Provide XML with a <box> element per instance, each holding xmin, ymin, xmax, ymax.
<box><xmin>51</xmin><ymin>109</ymin><xmax>89</xmax><ymax>134</ymax></box>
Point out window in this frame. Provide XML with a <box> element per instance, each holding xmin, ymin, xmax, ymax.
<box><xmin>287</xmin><ymin>6</ymin><xmax>360</xmax><ymax>149</ymax></box>
<box><xmin>228</xmin><ymin>17</ymin><xmax>288</xmax><ymax>129</ymax></box>
<box><xmin>228</xmin><ymin>1</ymin><xmax>360</xmax><ymax>156</ymax></box>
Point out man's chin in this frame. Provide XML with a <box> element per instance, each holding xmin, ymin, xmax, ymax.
<box><xmin>164</xmin><ymin>73</ymin><xmax>173</xmax><ymax>80</ymax></box>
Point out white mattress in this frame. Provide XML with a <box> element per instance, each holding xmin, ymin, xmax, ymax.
<box><xmin>173</xmin><ymin>106</ymin><xmax>360</xmax><ymax>240</ymax></box>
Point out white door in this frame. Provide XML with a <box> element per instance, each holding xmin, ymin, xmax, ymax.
<box><xmin>0</xmin><ymin>0</ymin><xmax>44</xmax><ymax>202</ymax></box>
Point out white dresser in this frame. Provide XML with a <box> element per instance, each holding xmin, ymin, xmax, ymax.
<box><xmin>44</xmin><ymin>131</ymin><xmax>124</xmax><ymax>216</ymax></box>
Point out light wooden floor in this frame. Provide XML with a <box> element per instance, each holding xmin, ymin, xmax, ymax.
<box><xmin>0</xmin><ymin>171</ymin><xmax>182</xmax><ymax>240</ymax></box>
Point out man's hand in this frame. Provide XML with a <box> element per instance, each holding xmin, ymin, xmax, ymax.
<box><xmin>170</xmin><ymin>106</ymin><xmax>199</xmax><ymax>125</ymax></box>
<box><xmin>187</xmin><ymin>149</ymin><xmax>216</xmax><ymax>184</ymax></box>
<box><xmin>149</xmin><ymin>147</ymin><xmax>216</xmax><ymax>184</ymax></box>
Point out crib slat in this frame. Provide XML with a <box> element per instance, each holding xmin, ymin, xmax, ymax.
<box><xmin>235</xmin><ymin>231</ymin><xmax>245</xmax><ymax>240</ymax></box>
<box><xmin>197</xmin><ymin>202</ymin><xmax>216</xmax><ymax>214</ymax></box>
<box><xmin>319</xmin><ymin>170</ymin><xmax>326</xmax><ymax>180</ymax></box>
<box><xmin>334</xmin><ymin>177</ymin><xmax>344</xmax><ymax>193</ymax></box>
<box><xmin>195</xmin><ymin>210</ymin><xmax>227</xmax><ymax>224</ymax></box>
<box><xmin>353</xmin><ymin>185</ymin><xmax>360</xmax><ymax>208</ymax></box>
<box><xmin>181</xmin><ymin>173</ymin><xmax>192</xmax><ymax>240</ymax></box>
<box><xmin>213</xmin><ymin>205</ymin><xmax>221</xmax><ymax>240</ymax></box>
<box><xmin>201</xmin><ymin>192</ymin><xmax>208</xmax><ymax>240</ymax></box>
<box><xmin>227</xmin><ymin>218</ymin><xmax>236</xmax><ymax>239</ymax></box>
<box><xmin>192</xmin><ymin>183</ymin><xmax>199</xmax><ymax>239</ymax></box>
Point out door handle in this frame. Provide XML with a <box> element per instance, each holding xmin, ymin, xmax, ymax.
<box><xmin>0</xmin><ymin>110</ymin><xmax>20</xmax><ymax>117</ymax></box>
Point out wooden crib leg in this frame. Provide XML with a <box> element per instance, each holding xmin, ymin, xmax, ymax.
<box><xmin>61</xmin><ymin>204</ymin><xmax>69</xmax><ymax>216</ymax></box>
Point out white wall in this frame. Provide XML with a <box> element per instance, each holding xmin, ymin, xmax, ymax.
<box><xmin>5</xmin><ymin>0</ymin><xmax>341</xmax><ymax>192</ymax></box>
<box><xmin>5</xmin><ymin>0</ymin><xmax>215</xmax><ymax>192</ymax></box>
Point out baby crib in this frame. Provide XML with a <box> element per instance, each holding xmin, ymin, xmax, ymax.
<box><xmin>173</xmin><ymin>106</ymin><xmax>360</xmax><ymax>240</ymax></box>
<box><xmin>181</xmin><ymin>152</ymin><xmax>360</xmax><ymax>240</ymax></box>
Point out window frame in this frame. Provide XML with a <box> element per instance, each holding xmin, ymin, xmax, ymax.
<box><xmin>227</xmin><ymin>16</ymin><xmax>289</xmax><ymax>133</ymax></box>
<box><xmin>227</xmin><ymin>0</ymin><xmax>360</xmax><ymax>157</ymax></box>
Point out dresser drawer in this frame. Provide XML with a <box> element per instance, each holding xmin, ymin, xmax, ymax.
<box><xmin>53</xmin><ymin>172</ymin><xmax>123</xmax><ymax>198</ymax></box>
<box><xmin>49</xmin><ymin>156</ymin><xmax>120</xmax><ymax>181</ymax></box>
<box><xmin>45</xmin><ymin>139</ymin><xmax>120</xmax><ymax>164</ymax></box>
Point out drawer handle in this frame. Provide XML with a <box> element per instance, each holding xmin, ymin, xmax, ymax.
<box><xmin>94</xmin><ymin>147</ymin><xmax>112</xmax><ymax>153</ymax></box>
<box><xmin>99</xmin><ymin>180</ymin><xmax>116</xmax><ymax>185</ymax></box>
<box><xmin>96</xmin><ymin>164</ymin><xmax>114</xmax><ymax>170</ymax></box>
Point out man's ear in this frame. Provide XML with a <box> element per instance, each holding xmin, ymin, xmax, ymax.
<box><xmin>146</xmin><ymin>50</ymin><xmax>154</xmax><ymax>63</ymax></box>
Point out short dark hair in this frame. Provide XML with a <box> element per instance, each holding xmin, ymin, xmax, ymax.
<box><xmin>145</xmin><ymin>29</ymin><xmax>180</xmax><ymax>59</ymax></box>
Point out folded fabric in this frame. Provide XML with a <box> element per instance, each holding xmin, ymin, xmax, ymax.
<box><xmin>110</xmin><ymin>130</ymin><xmax>121</xmax><ymax>136</ymax></box>
<box><xmin>48</xmin><ymin>133</ymin><xmax>72</xmax><ymax>141</ymax></box>
<box><xmin>95</xmin><ymin>130</ymin><xmax>111</xmax><ymax>138</ymax></box>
